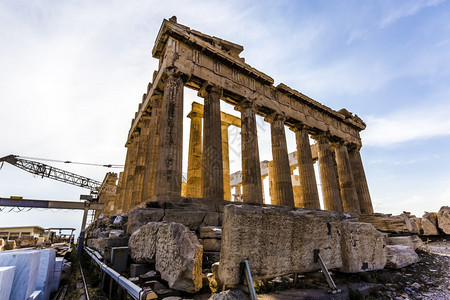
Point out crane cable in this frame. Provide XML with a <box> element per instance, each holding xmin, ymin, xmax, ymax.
<box><xmin>15</xmin><ymin>155</ymin><xmax>124</xmax><ymax>168</ymax></box>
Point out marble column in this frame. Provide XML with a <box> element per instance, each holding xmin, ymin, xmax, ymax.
<box><xmin>186</xmin><ymin>111</ymin><xmax>203</xmax><ymax>198</ymax></box>
<box><xmin>315</xmin><ymin>133</ymin><xmax>342</xmax><ymax>212</ymax></box>
<box><xmin>293</xmin><ymin>125</ymin><xmax>321</xmax><ymax>209</ymax></box>
<box><xmin>200</xmin><ymin>84</ymin><xmax>224</xmax><ymax>199</ymax></box>
<box><xmin>348</xmin><ymin>145</ymin><xmax>374</xmax><ymax>214</ymax></box>
<box><xmin>124</xmin><ymin>131</ymin><xmax>139</xmax><ymax>211</ymax></box>
<box><xmin>334</xmin><ymin>141</ymin><xmax>361</xmax><ymax>213</ymax></box>
<box><xmin>131</xmin><ymin>114</ymin><xmax>151</xmax><ymax>207</ymax></box>
<box><xmin>154</xmin><ymin>69</ymin><xmax>185</xmax><ymax>197</ymax></box>
<box><xmin>268</xmin><ymin>161</ymin><xmax>277</xmax><ymax>204</ymax></box>
<box><xmin>221</xmin><ymin>121</ymin><xmax>232</xmax><ymax>201</ymax></box>
<box><xmin>239</xmin><ymin>100</ymin><xmax>263</xmax><ymax>204</ymax></box>
<box><xmin>113</xmin><ymin>171</ymin><xmax>123</xmax><ymax>214</ymax></box>
<box><xmin>142</xmin><ymin>95</ymin><xmax>163</xmax><ymax>201</ymax></box>
<box><xmin>266</xmin><ymin>113</ymin><xmax>294</xmax><ymax>206</ymax></box>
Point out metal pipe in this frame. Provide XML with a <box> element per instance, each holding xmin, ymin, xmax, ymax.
<box><xmin>84</xmin><ymin>246</ymin><xmax>156</xmax><ymax>300</ymax></box>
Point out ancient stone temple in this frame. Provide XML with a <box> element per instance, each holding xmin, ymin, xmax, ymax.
<box><xmin>107</xmin><ymin>16</ymin><xmax>373</xmax><ymax>216</ymax></box>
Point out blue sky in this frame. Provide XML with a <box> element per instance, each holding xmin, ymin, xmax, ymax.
<box><xmin>1</xmin><ymin>0</ymin><xmax>449</xmax><ymax>235</ymax></box>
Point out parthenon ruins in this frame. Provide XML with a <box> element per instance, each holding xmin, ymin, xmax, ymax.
<box><xmin>104</xmin><ymin>16</ymin><xmax>374</xmax><ymax>216</ymax></box>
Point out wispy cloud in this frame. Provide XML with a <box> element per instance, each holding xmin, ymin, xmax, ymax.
<box><xmin>379</xmin><ymin>0</ymin><xmax>446</xmax><ymax>28</ymax></box>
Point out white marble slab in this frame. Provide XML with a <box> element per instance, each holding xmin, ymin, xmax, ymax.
<box><xmin>0</xmin><ymin>250</ymin><xmax>40</xmax><ymax>300</ymax></box>
<box><xmin>28</xmin><ymin>290</ymin><xmax>42</xmax><ymax>300</ymax></box>
<box><xmin>50</xmin><ymin>257</ymin><xmax>65</xmax><ymax>292</ymax></box>
<box><xmin>36</xmin><ymin>249</ymin><xmax>56</xmax><ymax>300</ymax></box>
<box><xmin>0</xmin><ymin>266</ymin><xmax>15</xmax><ymax>300</ymax></box>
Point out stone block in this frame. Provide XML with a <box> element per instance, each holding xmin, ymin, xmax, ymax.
<box><xmin>200</xmin><ymin>226</ymin><xmax>222</xmax><ymax>239</ymax></box>
<box><xmin>163</xmin><ymin>209</ymin><xmax>207</xmax><ymax>231</ymax></box>
<box><xmin>385</xmin><ymin>245</ymin><xmax>419</xmax><ymax>269</ymax></box>
<box><xmin>156</xmin><ymin>222</ymin><xmax>203</xmax><ymax>293</ymax></box>
<box><xmin>437</xmin><ymin>206</ymin><xmax>450</xmax><ymax>234</ymax></box>
<box><xmin>51</xmin><ymin>257</ymin><xmax>65</xmax><ymax>292</ymax></box>
<box><xmin>107</xmin><ymin>236</ymin><xmax>129</xmax><ymax>248</ymax></box>
<box><xmin>339</xmin><ymin>221</ymin><xmax>387</xmax><ymax>273</ymax></box>
<box><xmin>36</xmin><ymin>248</ymin><xmax>56</xmax><ymax>300</ymax></box>
<box><xmin>201</xmin><ymin>238</ymin><xmax>222</xmax><ymax>251</ymax></box>
<box><xmin>109</xmin><ymin>229</ymin><xmax>124</xmax><ymax>238</ymax></box>
<box><xmin>129</xmin><ymin>222</ymin><xmax>159</xmax><ymax>263</ymax></box>
<box><xmin>129</xmin><ymin>263</ymin><xmax>151</xmax><ymax>278</ymax></box>
<box><xmin>0</xmin><ymin>266</ymin><xmax>15</xmax><ymax>300</ymax></box>
<box><xmin>127</xmin><ymin>208</ymin><xmax>165</xmax><ymax>234</ymax></box>
<box><xmin>420</xmin><ymin>212</ymin><xmax>439</xmax><ymax>235</ymax></box>
<box><xmin>358</xmin><ymin>214</ymin><xmax>412</xmax><ymax>233</ymax></box>
<box><xmin>201</xmin><ymin>212</ymin><xmax>221</xmax><ymax>227</ymax></box>
<box><xmin>111</xmin><ymin>247</ymin><xmax>129</xmax><ymax>273</ymax></box>
<box><xmin>388</xmin><ymin>235</ymin><xmax>423</xmax><ymax>250</ymax></box>
<box><xmin>213</xmin><ymin>289</ymin><xmax>248</xmax><ymax>300</ymax></box>
<box><xmin>218</xmin><ymin>205</ymin><xmax>344</xmax><ymax>286</ymax></box>
<box><xmin>129</xmin><ymin>222</ymin><xmax>203</xmax><ymax>293</ymax></box>
<box><xmin>0</xmin><ymin>250</ymin><xmax>41</xmax><ymax>300</ymax></box>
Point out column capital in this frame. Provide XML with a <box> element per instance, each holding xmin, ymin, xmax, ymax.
<box><xmin>310</xmin><ymin>131</ymin><xmax>331</xmax><ymax>142</ymax></box>
<box><xmin>235</xmin><ymin>98</ymin><xmax>258</xmax><ymax>112</ymax></box>
<box><xmin>197</xmin><ymin>82</ymin><xmax>222</xmax><ymax>98</ymax></box>
<box><xmin>289</xmin><ymin>122</ymin><xmax>312</xmax><ymax>132</ymax></box>
<box><xmin>264</xmin><ymin>112</ymin><xmax>286</xmax><ymax>124</ymax></box>
<box><xmin>187</xmin><ymin>111</ymin><xmax>203</xmax><ymax>119</ymax></box>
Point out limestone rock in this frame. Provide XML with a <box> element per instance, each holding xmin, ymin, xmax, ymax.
<box><xmin>218</xmin><ymin>205</ymin><xmax>344</xmax><ymax>286</ymax></box>
<box><xmin>201</xmin><ymin>212</ymin><xmax>221</xmax><ymax>227</ymax></box>
<box><xmin>358</xmin><ymin>214</ymin><xmax>412</xmax><ymax>233</ymax></box>
<box><xmin>385</xmin><ymin>245</ymin><xmax>419</xmax><ymax>269</ymax></box>
<box><xmin>420</xmin><ymin>212</ymin><xmax>439</xmax><ymax>236</ymax></box>
<box><xmin>163</xmin><ymin>210</ymin><xmax>207</xmax><ymax>231</ymax></box>
<box><xmin>127</xmin><ymin>208</ymin><xmax>164</xmax><ymax>235</ymax></box>
<box><xmin>129</xmin><ymin>223</ymin><xmax>159</xmax><ymax>263</ymax></box>
<box><xmin>387</xmin><ymin>235</ymin><xmax>423</xmax><ymax>250</ymax></box>
<box><xmin>339</xmin><ymin>221</ymin><xmax>387</xmax><ymax>273</ymax></box>
<box><xmin>213</xmin><ymin>289</ymin><xmax>248</xmax><ymax>300</ymax></box>
<box><xmin>200</xmin><ymin>226</ymin><xmax>222</xmax><ymax>239</ymax></box>
<box><xmin>437</xmin><ymin>206</ymin><xmax>450</xmax><ymax>234</ymax></box>
<box><xmin>201</xmin><ymin>238</ymin><xmax>222</xmax><ymax>251</ymax></box>
<box><xmin>155</xmin><ymin>222</ymin><xmax>203</xmax><ymax>293</ymax></box>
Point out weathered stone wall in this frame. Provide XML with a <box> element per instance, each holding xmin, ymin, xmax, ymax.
<box><xmin>218</xmin><ymin>205</ymin><xmax>344</xmax><ymax>286</ymax></box>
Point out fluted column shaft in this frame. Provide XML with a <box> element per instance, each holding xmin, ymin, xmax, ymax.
<box><xmin>113</xmin><ymin>171</ymin><xmax>124</xmax><ymax>214</ymax></box>
<box><xmin>334</xmin><ymin>142</ymin><xmax>360</xmax><ymax>213</ymax></box>
<box><xmin>142</xmin><ymin>96</ymin><xmax>163</xmax><ymax>201</ymax></box>
<box><xmin>200</xmin><ymin>85</ymin><xmax>224</xmax><ymax>199</ymax></box>
<box><xmin>131</xmin><ymin>115</ymin><xmax>151</xmax><ymax>208</ymax></box>
<box><xmin>293</xmin><ymin>126</ymin><xmax>320</xmax><ymax>209</ymax></box>
<box><xmin>186</xmin><ymin>112</ymin><xmax>203</xmax><ymax>198</ymax></box>
<box><xmin>154</xmin><ymin>71</ymin><xmax>185</xmax><ymax>197</ymax></box>
<box><xmin>316</xmin><ymin>134</ymin><xmax>342</xmax><ymax>212</ymax></box>
<box><xmin>221</xmin><ymin>122</ymin><xmax>232</xmax><ymax>201</ymax></box>
<box><xmin>240</xmin><ymin>101</ymin><xmax>263</xmax><ymax>204</ymax></box>
<box><xmin>267</xmin><ymin>114</ymin><xmax>294</xmax><ymax>206</ymax></box>
<box><xmin>124</xmin><ymin>132</ymin><xmax>139</xmax><ymax>211</ymax></box>
<box><xmin>348</xmin><ymin>146</ymin><xmax>374</xmax><ymax>214</ymax></box>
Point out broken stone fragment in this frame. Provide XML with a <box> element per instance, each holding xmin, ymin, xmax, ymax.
<box><xmin>437</xmin><ymin>206</ymin><xmax>450</xmax><ymax>234</ymax></box>
<box><xmin>212</xmin><ymin>289</ymin><xmax>248</xmax><ymax>300</ymax></box>
<box><xmin>387</xmin><ymin>235</ymin><xmax>423</xmax><ymax>250</ymax></box>
<box><xmin>358</xmin><ymin>214</ymin><xmax>413</xmax><ymax>233</ymax></box>
<box><xmin>109</xmin><ymin>230</ymin><xmax>124</xmax><ymax>238</ymax></box>
<box><xmin>129</xmin><ymin>222</ymin><xmax>203</xmax><ymax>293</ymax></box>
<box><xmin>420</xmin><ymin>212</ymin><xmax>439</xmax><ymax>236</ymax></box>
<box><xmin>200</xmin><ymin>226</ymin><xmax>222</xmax><ymax>239</ymax></box>
<box><xmin>339</xmin><ymin>221</ymin><xmax>387</xmax><ymax>273</ymax></box>
<box><xmin>385</xmin><ymin>245</ymin><xmax>419</xmax><ymax>269</ymax></box>
<box><xmin>200</xmin><ymin>238</ymin><xmax>221</xmax><ymax>252</ymax></box>
<box><xmin>163</xmin><ymin>209</ymin><xmax>207</xmax><ymax>231</ymax></box>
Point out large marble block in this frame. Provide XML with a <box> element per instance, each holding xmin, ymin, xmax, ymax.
<box><xmin>0</xmin><ymin>250</ymin><xmax>41</xmax><ymax>300</ymax></box>
<box><xmin>0</xmin><ymin>266</ymin><xmax>15</xmax><ymax>300</ymax></box>
<box><xmin>51</xmin><ymin>257</ymin><xmax>65</xmax><ymax>292</ymax></box>
<box><xmin>218</xmin><ymin>205</ymin><xmax>344</xmax><ymax>286</ymax></box>
<box><xmin>36</xmin><ymin>249</ymin><xmax>56</xmax><ymax>300</ymax></box>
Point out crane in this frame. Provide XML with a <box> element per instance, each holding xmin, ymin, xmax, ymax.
<box><xmin>0</xmin><ymin>154</ymin><xmax>116</xmax><ymax>201</ymax></box>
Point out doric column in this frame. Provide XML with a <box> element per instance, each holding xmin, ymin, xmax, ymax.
<box><xmin>113</xmin><ymin>171</ymin><xmax>124</xmax><ymax>214</ymax></box>
<box><xmin>334</xmin><ymin>141</ymin><xmax>361</xmax><ymax>213</ymax></box>
<box><xmin>123</xmin><ymin>131</ymin><xmax>139</xmax><ymax>211</ymax></box>
<box><xmin>131</xmin><ymin>114</ymin><xmax>151</xmax><ymax>208</ymax></box>
<box><xmin>265</xmin><ymin>113</ymin><xmax>294</xmax><ymax>206</ymax></box>
<box><xmin>154</xmin><ymin>69</ymin><xmax>185</xmax><ymax>197</ymax></box>
<box><xmin>238</xmin><ymin>100</ymin><xmax>263</xmax><ymax>204</ymax></box>
<box><xmin>292</xmin><ymin>125</ymin><xmax>320</xmax><ymax>209</ymax></box>
<box><xmin>221</xmin><ymin>121</ymin><xmax>231</xmax><ymax>201</ymax></box>
<box><xmin>315</xmin><ymin>133</ymin><xmax>342</xmax><ymax>212</ymax></box>
<box><xmin>348</xmin><ymin>145</ymin><xmax>374</xmax><ymax>214</ymax></box>
<box><xmin>142</xmin><ymin>95</ymin><xmax>163</xmax><ymax>201</ymax></box>
<box><xmin>186</xmin><ymin>110</ymin><xmax>203</xmax><ymax>198</ymax></box>
<box><xmin>268</xmin><ymin>161</ymin><xmax>277</xmax><ymax>204</ymax></box>
<box><xmin>199</xmin><ymin>84</ymin><xmax>224</xmax><ymax>199</ymax></box>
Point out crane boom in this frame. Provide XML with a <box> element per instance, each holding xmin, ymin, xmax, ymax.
<box><xmin>0</xmin><ymin>155</ymin><xmax>102</xmax><ymax>192</ymax></box>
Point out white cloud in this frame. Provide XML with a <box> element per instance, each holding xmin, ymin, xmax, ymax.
<box><xmin>379</xmin><ymin>0</ymin><xmax>446</xmax><ymax>28</ymax></box>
